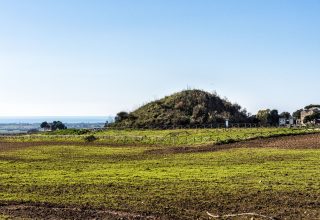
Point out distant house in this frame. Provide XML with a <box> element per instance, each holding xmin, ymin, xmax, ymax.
<box><xmin>279</xmin><ymin>118</ymin><xmax>286</xmax><ymax>126</ymax></box>
<box><xmin>279</xmin><ymin>117</ymin><xmax>294</xmax><ymax>126</ymax></box>
<box><xmin>300</xmin><ymin>107</ymin><xmax>320</xmax><ymax>125</ymax></box>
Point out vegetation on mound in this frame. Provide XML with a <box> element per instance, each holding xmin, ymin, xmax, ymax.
<box><xmin>111</xmin><ymin>89</ymin><xmax>252</xmax><ymax>128</ymax></box>
<box><xmin>304</xmin><ymin>104</ymin><xmax>320</xmax><ymax>110</ymax></box>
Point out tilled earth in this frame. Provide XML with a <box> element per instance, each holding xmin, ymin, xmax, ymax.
<box><xmin>0</xmin><ymin>203</ymin><xmax>157</xmax><ymax>220</ymax></box>
<box><xmin>0</xmin><ymin>191</ymin><xmax>319</xmax><ymax>220</ymax></box>
<box><xmin>148</xmin><ymin>133</ymin><xmax>320</xmax><ymax>155</ymax></box>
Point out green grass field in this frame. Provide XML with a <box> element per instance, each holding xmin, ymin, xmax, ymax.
<box><xmin>1</xmin><ymin>127</ymin><xmax>319</xmax><ymax>146</ymax></box>
<box><xmin>0</xmin><ymin>133</ymin><xmax>319</xmax><ymax>219</ymax></box>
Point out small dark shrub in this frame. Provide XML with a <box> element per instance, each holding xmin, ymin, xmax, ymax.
<box><xmin>84</xmin><ymin>135</ymin><xmax>98</xmax><ymax>142</ymax></box>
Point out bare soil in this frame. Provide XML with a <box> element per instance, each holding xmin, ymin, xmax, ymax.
<box><xmin>147</xmin><ymin>133</ymin><xmax>320</xmax><ymax>155</ymax></box>
<box><xmin>0</xmin><ymin>191</ymin><xmax>319</xmax><ymax>219</ymax></box>
<box><xmin>0</xmin><ymin>203</ymin><xmax>158</xmax><ymax>220</ymax></box>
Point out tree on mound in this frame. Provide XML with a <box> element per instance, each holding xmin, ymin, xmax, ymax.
<box><xmin>111</xmin><ymin>89</ymin><xmax>249</xmax><ymax>128</ymax></box>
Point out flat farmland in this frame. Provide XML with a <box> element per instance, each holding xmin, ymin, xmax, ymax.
<box><xmin>1</xmin><ymin>127</ymin><xmax>319</xmax><ymax>146</ymax></box>
<box><xmin>0</xmin><ymin>132</ymin><xmax>319</xmax><ymax>219</ymax></box>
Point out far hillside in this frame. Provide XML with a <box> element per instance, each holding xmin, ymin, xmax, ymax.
<box><xmin>112</xmin><ymin>89</ymin><xmax>251</xmax><ymax>128</ymax></box>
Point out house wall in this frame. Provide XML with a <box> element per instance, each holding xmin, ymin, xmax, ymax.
<box><xmin>300</xmin><ymin>107</ymin><xmax>320</xmax><ymax>124</ymax></box>
<box><xmin>279</xmin><ymin>118</ymin><xmax>286</xmax><ymax>126</ymax></box>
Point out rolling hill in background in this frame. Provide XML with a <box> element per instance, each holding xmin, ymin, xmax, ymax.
<box><xmin>113</xmin><ymin>89</ymin><xmax>249</xmax><ymax>128</ymax></box>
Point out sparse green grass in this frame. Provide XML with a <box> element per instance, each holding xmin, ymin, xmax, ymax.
<box><xmin>1</xmin><ymin>127</ymin><xmax>319</xmax><ymax>146</ymax></box>
<box><xmin>44</xmin><ymin>128</ymin><xmax>91</xmax><ymax>135</ymax></box>
<box><xmin>0</xmin><ymin>214</ymin><xmax>9</xmax><ymax>220</ymax></box>
<box><xmin>0</xmin><ymin>143</ymin><xmax>319</xmax><ymax>219</ymax></box>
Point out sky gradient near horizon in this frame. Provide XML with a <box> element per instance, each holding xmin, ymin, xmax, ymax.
<box><xmin>1</xmin><ymin>0</ymin><xmax>320</xmax><ymax>116</ymax></box>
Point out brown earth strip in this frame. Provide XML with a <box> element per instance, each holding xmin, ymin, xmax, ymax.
<box><xmin>0</xmin><ymin>191</ymin><xmax>319</xmax><ymax>219</ymax></box>
<box><xmin>0</xmin><ymin>204</ymin><xmax>158</xmax><ymax>220</ymax></box>
<box><xmin>147</xmin><ymin>133</ymin><xmax>320</xmax><ymax>155</ymax></box>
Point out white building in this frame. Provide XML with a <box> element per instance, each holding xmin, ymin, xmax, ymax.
<box><xmin>279</xmin><ymin>117</ymin><xmax>294</xmax><ymax>126</ymax></box>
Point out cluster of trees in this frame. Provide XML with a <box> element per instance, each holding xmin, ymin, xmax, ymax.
<box><xmin>305</xmin><ymin>104</ymin><xmax>320</xmax><ymax>110</ymax></box>
<box><xmin>112</xmin><ymin>109</ymin><xmax>294</xmax><ymax>127</ymax></box>
<box><xmin>302</xmin><ymin>105</ymin><xmax>320</xmax><ymax>124</ymax></box>
<box><xmin>303</xmin><ymin>112</ymin><xmax>320</xmax><ymax>124</ymax></box>
<box><xmin>115</xmin><ymin>111</ymin><xmax>130</xmax><ymax>123</ymax></box>
<box><xmin>40</xmin><ymin>121</ymin><xmax>67</xmax><ymax>131</ymax></box>
<box><xmin>110</xmin><ymin>107</ymin><xmax>320</xmax><ymax>127</ymax></box>
<box><xmin>255</xmin><ymin>106</ymin><xmax>320</xmax><ymax>125</ymax></box>
<box><xmin>255</xmin><ymin>109</ymin><xmax>292</xmax><ymax>126</ymax></box>
<box><xmin>292</xmin><ymin>106</ymin><xmax>320</xmax><ymax>124</ymax></box>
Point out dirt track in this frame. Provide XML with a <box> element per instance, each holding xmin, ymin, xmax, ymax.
<box><xmin>1</xmin><ymin>191</ymin><xmax>319</xmax><ymax>220</ymax></box>
<box><xmin>147</xmin><ymin>133</ymin><xmax>320</xmax><ymax>155</ymax></box>
<box><xmin>232</xmin><ymin>132</ymin><xmax>320</xmax><ymax>149</ymax></box>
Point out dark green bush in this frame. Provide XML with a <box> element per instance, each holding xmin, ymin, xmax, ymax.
<box><xmin>84</xmin><ymin>135</ymin><xmax>98</xmax><ymax>142</ymax></box>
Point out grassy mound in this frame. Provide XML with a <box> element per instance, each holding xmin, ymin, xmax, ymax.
<box><xmin>112</xmin><ymin>89</ymin><xmax>248</xmax><ymax>128</ymax></box>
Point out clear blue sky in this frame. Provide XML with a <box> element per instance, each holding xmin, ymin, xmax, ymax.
<box><xmin>1</xmin><ymin>0</ymin><xmax>319</xmax><ymax>116</ymax></box>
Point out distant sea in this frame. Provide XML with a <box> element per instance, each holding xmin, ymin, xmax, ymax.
<box><xmin>0</xmin><ymin>116</ymin><xmax>114</xmax><ymax>124</ymax></box>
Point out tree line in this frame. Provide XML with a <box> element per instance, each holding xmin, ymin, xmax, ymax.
<box><xmin>111</xmin><ymin>107</ymin><xmax>318</xmax><ymax>128</ymax></box>
<box><xmin>40</xmin><ymin>121</ymin><xmax>67</xmax><ymax>131</ymax></box>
